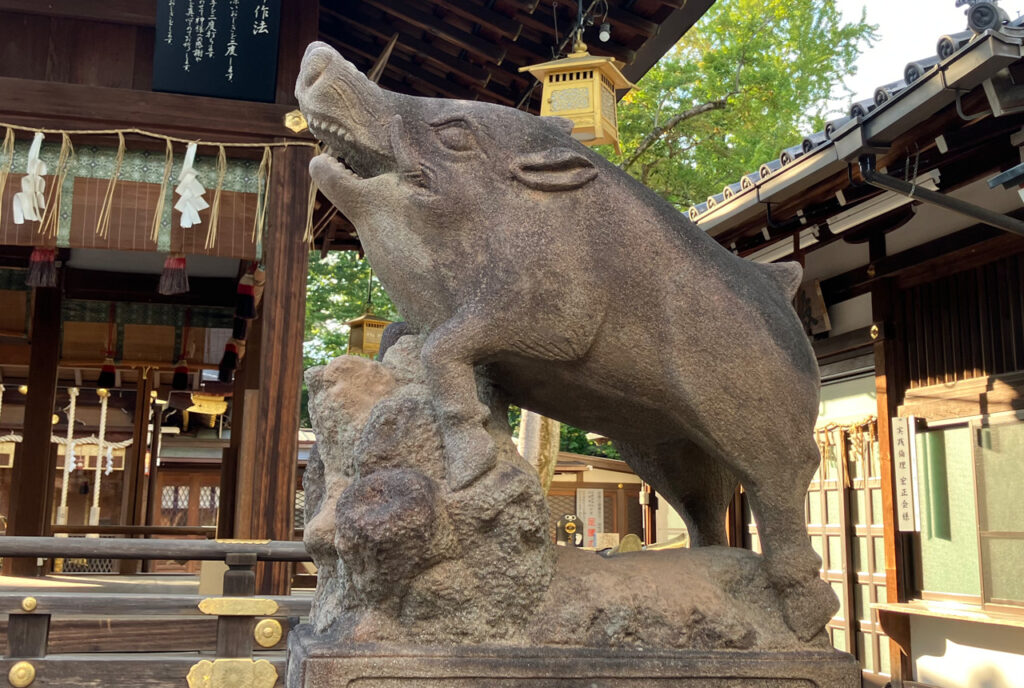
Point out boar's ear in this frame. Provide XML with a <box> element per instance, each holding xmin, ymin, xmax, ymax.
<box><xmin>542</xmin><ymin>116</ymin><xmax>575</xmax><ymax>137</ymax></box>
<box><xmin>512</xmin><ymin>148</ymin><xmax>598</xmax><ymax>192</ymax></box>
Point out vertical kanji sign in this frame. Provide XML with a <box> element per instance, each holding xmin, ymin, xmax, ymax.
<box><xmin>154</xmin><ymin>0</ymin><xmax>282</xmax><ymax>102</ymax></box>
<box><xmin>890</xmin><ymin>415</ymin><xmax>921</xmax><ymax>532</ymax></box>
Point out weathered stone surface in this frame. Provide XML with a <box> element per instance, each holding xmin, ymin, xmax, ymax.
<box><xmin>296</xmin><ymin>40</ymin><xmax>838</xmax><ymax>643</ymax></box>
<box><xmin>287</xmin><ymin>634</ymin><xmax>862</xmax><ymax>688</ymax></box>
<box><xmin>303</xmin><ymin>336</ymin><xmax>553</xmax><ymax>643</ymax></box>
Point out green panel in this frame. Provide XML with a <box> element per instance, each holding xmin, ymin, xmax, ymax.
<box><xmin>873</xmin><ymin>537</ymin><xmax>886</xmax><ymax>575</ymax></box>
<box><xmin>848</xmin><ymin>489</ymin><xmax>865</xmax><ymax>525</ymax></box>
<box><xmin>810</xmin><ymin>534</ymin><xmax>823</xmax><ymax>560</ymax></box>
<box><xmin>853</xmin><ymin>536</ymin><xmax>868</xmax><ymax>574</ymax></box>
<box><xmin>827</xmin><ymin>536</ymin><xmax>842</xmax><ymax>571</ymax></box>
<box><xmin>982</xmin><ymin>537</ymin><xmax>1024</xmax><ymax>604</ymax></box>
<box><xmin>857</xmin><ymin>631</ymin><xmax>875</xmax><ymax>673</ymax></box>
<box><xmin>975</xmin><ymin>423</ymin><xmax>1024</xmax><ymax>533</ymax></box>
<box><xmin>831</xmin><ymin>581</ymin><xmax>845</xmax><ymax>618</ymax></box>
<box><xmin>870</xmin><ymin>488</ymin><xmax>883</xmax><ymax>524</ymax></box>
<box><xmin>825</xmin><ymin>489</ymin><xmax>840</xmax><ymax>523</ymax></box>
<box><xmin>879</xmin><ymin>634</ymin><xmax>891</xmax><ymax>674</ymax></box>
<box><xmin>854</xmin><ymin>582</ymin><xmax>870</xmax><ymax>621</ymax></box>
<box><xmin>916</xmin><ymin>427</ymin><xmax>981</xmax><ymax>597</ymax></box>
<box><xmin>808</xmin><ymin>493</ymin><xmax>822</xmax><ymax>525</ymax></box>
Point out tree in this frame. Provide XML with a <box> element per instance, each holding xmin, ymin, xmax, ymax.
<box><xmin>606</xmin><ymin>0</ymin><xmax>876</xmax><ymax>209</ymax></box>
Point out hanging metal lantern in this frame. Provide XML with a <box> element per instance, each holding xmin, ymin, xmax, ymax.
<box><xmin>346</xmin><ymin>312</ymin><xmax>392</xmax><ymax>358</ymax></box>
<box><xmin>520</xmin><ymin>37</ymin><xmax>633</xmax><ymax>152</ymax></box>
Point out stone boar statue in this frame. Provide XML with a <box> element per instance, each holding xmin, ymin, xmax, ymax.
<box><xmin>296</xmin><ymin>42</ymin><xmax>837</xmax><ymax>640</ymax></box>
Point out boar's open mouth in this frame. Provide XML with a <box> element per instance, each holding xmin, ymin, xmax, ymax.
<box><xmin>305</xmin><ymin>112</ymin><xmax>394</xmax><ymax>181</ymax></box>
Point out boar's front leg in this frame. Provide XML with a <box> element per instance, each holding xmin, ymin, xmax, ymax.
<box><xmin>420</xmin><ymin>312</ymin><xmax>504</xmax><ymax>490</ymax></box>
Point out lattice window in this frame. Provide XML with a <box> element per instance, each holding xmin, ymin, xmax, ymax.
<box><xmin>161</xmin><ymin>485</ymin><xmax>189</xmax><ymax>527</ymax></box>
<box><xmin>198</xmin><ymin>485</ymin><xmax>219</xmax><ymax>527</ymax></box>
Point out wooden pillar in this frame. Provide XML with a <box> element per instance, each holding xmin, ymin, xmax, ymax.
<box><xmin>118</xmin><ymin>370</ymin><xmax>155</xmax><ymax>574</ymax></box>
<box><xmin>7</xmin><ymin>286</ymin><xmax>62</xmax><ymax>576</ymax></box>
<box><xmin>220</xmin><ymin>316</ymin><xmax>262</xmax><ymax>539</ymax></box>
<box><xmin>240</xmin><ymin>146</ymin><xmax>310</xmax><ymax>594</ymax></box>
<box><xmin>871</xmin><ymin>275</ymin><xmax>914</xmax><ymax>682</ymax></box>
<box><xmin>276</xmin><ymin>0</ymin><xmax>320</xmax><ymax>105</ymax></box>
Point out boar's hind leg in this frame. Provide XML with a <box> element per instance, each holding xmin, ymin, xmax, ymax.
<box><xmin>615</xmin><ymin>439</ymin><xmax>737</xmax><ymax>547</ymax></box>
<box><xmin>740</xmin><ymin>434</ymin><xmax>838</xmax><ymax>641</ymax></box>
<box><xmin>421</xmin><ymin>314</ymin><xmax>504</xmax><ymax>491</ymax></box>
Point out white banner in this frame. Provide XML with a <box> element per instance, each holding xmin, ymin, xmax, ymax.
<box><xmin>576</xmin><ymin>488</ymin><xmax>605</xmax><ymax>548</ymax></box>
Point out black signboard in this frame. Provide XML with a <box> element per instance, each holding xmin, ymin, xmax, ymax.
<box><xmin>153</xmin><ymin>0</ymin><xmax>282</xmax><ymax>103</ymax></box>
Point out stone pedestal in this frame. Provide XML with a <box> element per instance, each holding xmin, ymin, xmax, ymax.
<box><xmin>288</xmin><ymin>629</ymin><xmax>861</xmax><ymax>688</ymax></box>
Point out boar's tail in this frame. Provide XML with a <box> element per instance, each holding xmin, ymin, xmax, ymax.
<box><xmin>759</xmin><ymin>261</ymin><xmax>803</xmax><ymax>301</ymax></box>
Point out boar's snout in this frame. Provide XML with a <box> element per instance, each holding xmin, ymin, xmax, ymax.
<box><xmin>299</xmin><ymin>41</ymin><xmax>336</xmax><ymax>90</ymax></box>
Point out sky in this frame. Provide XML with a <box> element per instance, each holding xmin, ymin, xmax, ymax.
<box><xmin>830</xmin><ymin>0</ymin><xmax>1024</xmax><ymax>111</ymax></box>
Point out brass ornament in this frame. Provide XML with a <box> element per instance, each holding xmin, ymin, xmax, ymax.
<box><xmin>186</xmin><ymin>659</ymin><xmax>277</xmax><ymax>688</ymax></box>
<box><xmin>198</xmin><ymin>597</ymin><xmax>279</xmax><ymax>616</ymax></box>
<box><xmin>870</xmin><ymin>324</ymin><xmax>880</xmax><ymax>340</ymax></box>
<box><xmin>214</xmin><ymin>539</ymin><xmax>271</xmax><ymax>545</ymax></box>
<box><xmin>284</xmin><ymin>110</ymin><xmax>309</xmax><ymax>134</ymax></box>
<box><xmin>8</xmin><ymin>661</ymin><xmax>35</xmax><ymax>687</ymax></box>
<box><xmin>254</xmin><ymin>618</ymin><xmax>283</xmax><ymax>648</ymax></box>
<box><xmin>564</xmin><ymin>521</ymin><xmax>577</xmax><ymax>534</ymax></box>
<box><xmin>20</xmin><ymin>597</ymin><xmax>37</xmax><ymax>612</ymax></box>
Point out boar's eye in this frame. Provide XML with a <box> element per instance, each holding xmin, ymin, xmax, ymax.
<box><xmin>433</xmin><ymin>120</ymin><xmax>476</xmax><ymax>153</ymax></box>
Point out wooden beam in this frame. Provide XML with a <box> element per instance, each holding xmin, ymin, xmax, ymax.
<box><xmin>6</xmin><ymin>285</ymin><xmax>62</xmax><ymax>576</ymax></box>
<box><xmin>0</xmin><ymin>77</ymin><xmax>308</xmax><ymax>142</ymax></box>
<box><xmin>428</xmin><ymin>0</ymin><xmax>523</xmax><ymax>41</ymax></box>
<box><xmin>321</xmin><ymin>6</ymin><xmax>492</xmax><ymax>87</ymax></box>
<box><xmin>362</xmin><ymin>0</ymin><xmax>507</xmax><ymax>65</ymax></box>
<box><xmin>276</xmin><ymin>0</ymin><xmax>320</xmax><ymax>105</ymax></box>
<box><xmin>246</xmin><ymin>146</ymin><xmax>310</xmax><ymax>595</ymax></box>
<box><xmin>65</xmin><ymin>269</ymin><xmax>237</xmax><ymax>308</ymax></box>
<box><xmin>0</xmin><ymin>0</ymin><xmax>157</xmax><ymax>26</ymax></box>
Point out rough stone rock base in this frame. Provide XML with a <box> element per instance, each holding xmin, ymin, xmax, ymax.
<box><xmin>288</xmin><ymin>631</ymin><xmax>861</xmax><ymax>688</ymax></box>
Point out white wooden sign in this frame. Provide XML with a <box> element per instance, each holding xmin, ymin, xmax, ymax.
<box><xmin>576</xmin><ymin>488</ymin><xmax>605</xmax><ymax>548</ymax></box>
<box><xmin>891</xmin><ymin>416</ymin><xmax>921</xmax><ymax>532</ymax></box>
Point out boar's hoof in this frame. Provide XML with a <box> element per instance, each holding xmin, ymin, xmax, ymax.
<box><xmin>443</xmin><ymin>427</ymin><xmax>498</xmax><ymax>491</ymax></box>
<box><xmin>779</xmin><ymin>576</ymin><xmax>839</xmax><ymax>642</ymax></box>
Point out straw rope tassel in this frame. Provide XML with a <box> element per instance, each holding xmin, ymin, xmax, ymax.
<box><xmin>151</xmin><ymin>139</ymin><xmax>175</xmax><ymax>243</ymax></box>
<box><xmin>0</xmin><ymin>127</ymin><xmax>14</xmax><ymax>222</ymax></box>
<box><xmin>303</xmin><ymin>145</ymin><xmax>321</xmax><ymax>245</ymax></box>
<box><xmin>96</xmin><ymin>132</ymin><xmax>125</xmax><ymax>238</ymax></box>
<box><xmin>88</xmin><ymin>389</ymin><xmax>109</xmax><ymax>531</ymax></box>
<box><xmin>253</xmin><ymin>146</ymin><xmax>272</xmax><ymax>242</ymax></box>
<box><xmin>40</xmin><ymin>133</ymin><xmax>73</xmax><ymax>239</ymax></box>
<box><xmin>57</xmin><ymin>387</ymin><xmax>79</xmax><ymax>531</ymax></box>
<box><xmin>205</xmin><ymin>145</ymin><xmax>228</xmax><ymax>249</ymax></box>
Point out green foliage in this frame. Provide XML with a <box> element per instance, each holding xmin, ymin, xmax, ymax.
<box><xmin>304</xmin><ymin>250</ymin><xmax>399</xmax><ymax>370</ymax></box>
<box><xmin>302</xmin><ymin>251</ymin><xmax>398</xmax><ymax>424</ymax></box>
<box><xmin>603</xmin><ymin>0</ymin><xmax>876</xmax><ymax>209</ymax></box>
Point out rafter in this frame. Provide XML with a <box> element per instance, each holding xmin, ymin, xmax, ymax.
<box><xmin>321</xmin><ymin>5</ymin><xmax>492</xmax><ymax>86</ymax></box>
<box><xmin>361</xmin><ymin>0</ymin><xmax>507</xmax><ymax>65</ymax></box>
<box><xmin>427</xmin><ymin>0</ymin><xmax>522</xmax><ymax>41</ymax></box>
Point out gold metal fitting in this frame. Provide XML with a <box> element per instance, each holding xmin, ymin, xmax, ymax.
<box><xmin>186</xmin><ymin>658</ymin><xmax>277</xmax><ymax>688</ymax></box>
<box><xmin>96</xmin><ymin>388</ymin><xmax>109</xmax><ymax>399</ymax></box>
<box><xmin>254</xmin><ymin>618</ymin><xmax>283</xmax><ymax>648</ymax></box>
<box><xmin>8</xmin><ymin>661</ymin><xmax>35</xmax><ymax>687</ymax></box>
<box><xmin>198</xmin><ymin>597</ymin><xmax>279</xmax><ymax>617</ymax></box>
<box><xmin>20</xmin><ymin>597</ymin><xmax>37</xmax><ymax>612</ymax></box>
<box><xmin>284</xmin><ymin>109</ymin><xmax>309</xmax><ymax>133</ymax></box>
<box><xmin>870</xmin><ymin>324</ymin><xmax>880</xmax><ymax>340</ymax></box>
